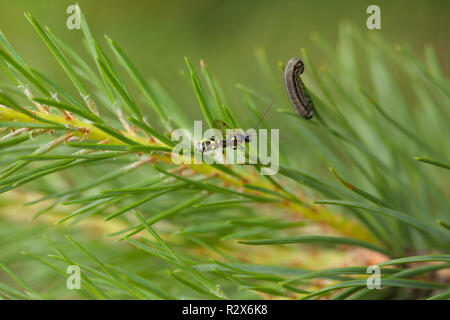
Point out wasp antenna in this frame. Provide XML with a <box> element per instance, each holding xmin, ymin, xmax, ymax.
<box><xmin>254</xmin><ymin>100</ymin><xmax>274</xmax><ymax>129</ymax></box>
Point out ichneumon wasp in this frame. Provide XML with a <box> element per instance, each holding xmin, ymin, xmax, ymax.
<box><xmin>195</xmin><ymin>102</ymin><xmax>274</xmax><ymax>154</ymax></box>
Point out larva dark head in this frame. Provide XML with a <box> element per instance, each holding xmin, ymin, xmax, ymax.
<box><xmin>287</xmin><ymin>57</ymin><xmax>304</xmax><ymax>74</ymax></box>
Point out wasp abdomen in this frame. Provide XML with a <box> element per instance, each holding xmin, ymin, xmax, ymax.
<box><xmin>196</xmin><ymin>139</ymin><xmax>223</xmax><ymax>153</ymax></box>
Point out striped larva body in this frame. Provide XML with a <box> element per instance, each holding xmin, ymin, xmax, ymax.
<box><xmin>284</xmin><ymin>58</ymin><xmax>314</xmax><ymax>119</ymax></box>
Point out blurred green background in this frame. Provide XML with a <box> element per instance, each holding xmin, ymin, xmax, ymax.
<box><xmin>0</xmin><ymin>1</ymin><xmax>449</xmax><ymax>300</ymax></box>
<box><xmin>1</xmin><ymin>0</ymin><xmax>448</xmax><ymax>108</ymax></box>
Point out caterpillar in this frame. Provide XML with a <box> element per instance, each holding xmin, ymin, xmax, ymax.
<box><xmin>283</xmin><ymin>57</ymin><xmax>314</xmax><ymax>119</ymax></box>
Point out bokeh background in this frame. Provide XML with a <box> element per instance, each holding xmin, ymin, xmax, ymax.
<box><xmin>0</xmin><ymin>0</ymin><xmax>449</xmax><ymax>300</ymax></box>
<box><xmin>1</xmin><ymin>0</ymin><xmax>449</xmax><ymax>107</ymax></box>
<box><xmin>1</xmin><ymin>0</ymin><xmax>449</xmax><ymax>192</ymax></box>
